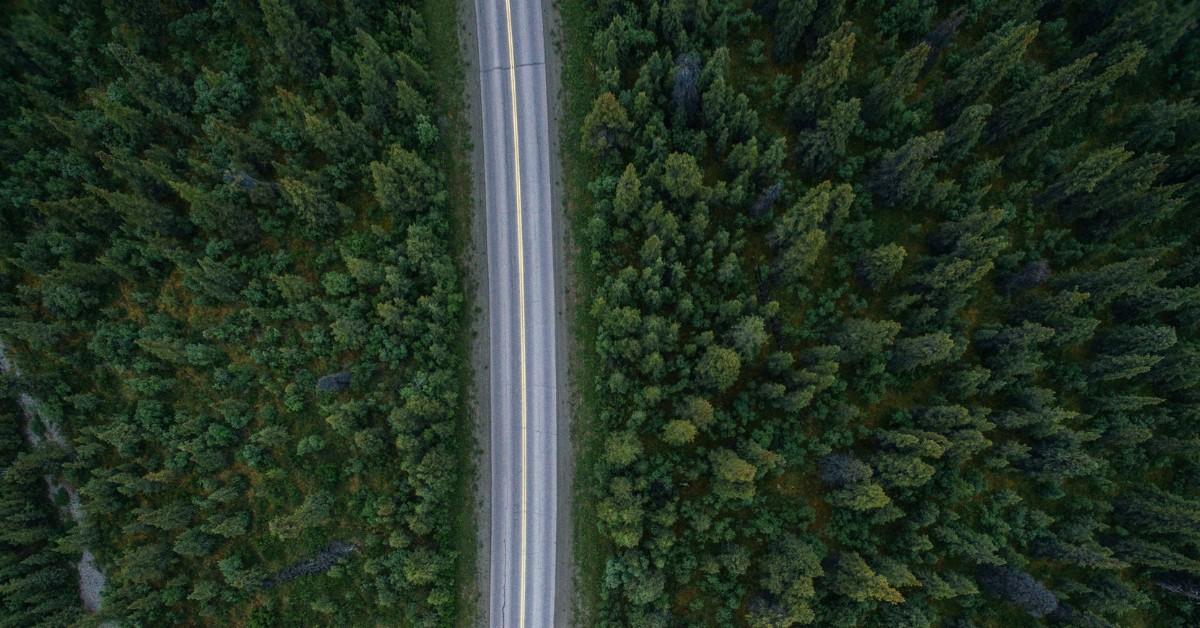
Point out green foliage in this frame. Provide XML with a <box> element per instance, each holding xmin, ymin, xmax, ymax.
<box><xmin>856</xmin><ymin>243</ymin><xmax>907</xmax><ymax>290</ymax></box>
<box><xmin>661</xmin><ymin>420</ymin><xmax>697</xmax><ymax>446</ymax></box>
<box><xmin>371</xmin><ymin>144</ymin><xmax>443</xmax><ymax>213</ymax></box>
<box><xmin>0</xmin><ymin>1</ymin><xmax>466</xmax><ymax>625</ymax></box>
<box><xmin>0</xmin><ymin>393</ymin><xmax>81</xmax><ymax>628</ymax></box>
<box><xmin>570</xmin><ymin>0</ymin><xmax>1200</xmax><ymax>625</ymax></box>
<box><xmin>662</xmin><ymin>152</ymin><xmax>705</xmax><ymax>200</ymax></box>
<box><xmin>581</xmin><ymin>92</ymin><xmax>632</xmax><ymax>157</ymax></box>
<box><xmin>697</xmin><ymin>345</ymin><xmax>742</xmax><ymax>391</ymax></box>
<box><xmin>888</xmin><ymin>331</ymin><xmax>958</xmax><ymax>373</ymax></box>
<box><xmin>604</xmin><ymin>431</ymin><xmax>643</xmax><ymax>468</ymax></box>
<box><xmin>829</xmin><ymin>552</ymin><xmax>903</xmax><ymax>604</ymax></box>
<box><xmin>753</xmin><ymin>534</ymin><xmax>823</xmax><ymax>625</ymax></box>
<box><xmin>269</xmin><ymin>491</ymin><xmax>334</xmax><ymax>540</ymax></box>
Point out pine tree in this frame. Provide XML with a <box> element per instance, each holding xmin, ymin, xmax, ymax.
<box><xmin>789</xmin><ymin>23</ymin><xmax>856</xmax><ymax>126</ymax></box>
<box><xmin>864</xmin><ymin>43</ymin><xmax>930</xmax><ymax>122</ymax></box>
<box><xmin>921</xmin><ymin>7</ymin><xmax>967</xmax><ymax>71</ymax></box>
<box><xmin>830</xmin><ymin>552</ymin><xmax>904</xmax><ymax>604</ymax></box>
<box><xmin>105</xmin><ymin>43</ymin><xmax>191</xmax><ymax>115</ymax></box>
<box><xmin>661</xmin><ymin>152</ymin><xmax>704</xmax><ymax>200</ymax></box>
<box><xmin>856</xmin><ymin>243</ymin><xmax>906</xmax><ymax>289</ymax></box>
<box><xmin>581</xmin><ymin>92</ymin><xmax>632</xmax><ymax>157</ymax></box>
<box><xmin>889</xmin><ymin>332</ymin><xmax>957</xmax><ymax>373</ymax></box>
<box><xmin>976</xmin><ymin>565</ymin><xmax>1058</xmax><ymax>618</ymax></box>
<box><xmin>260</xmin><ymin>0</ymin><xmax>325</xmax><ymax>80</ymax></box>
<box><xmin>771</xmin><ymin>0</ymin><xmax>818</xmax><ymax>62</ymax></box>
<box><xmin>941</xmin><ymin>104</ymin><xmax>991</xmax><ymax>166</ymax></box>
<box><xmin>268</xmin><ymin>491</ymin><xmax>333</xmax><ymax>540</ymax></box>
<box><xmin>936</xmin><ymin>21</ymin><xmax>1038</xmax><ymax>120</ymax></box>
<box><xmin>988</xmin><ymin>54</ymin><xmax>1096</xmax><ymax>141</ymax></box>
<box><xmin>371</xmin><ymin>145</ymin><xmax>443</xmax><ymax>214</ymax></box>
<box><xmin>831</xmin><ymin>318</ymin><xmax>901</xmax><ymax>362</ymax></box>
<box><xmin>352</xmin><ymin>30</ymin><xmax>403</xmax><ymax>132</ymax></box>
<box><xmin>770</xmin><ymin>181</ymin><xmax>853</xmax><ymax>286</ymax></box>
<box><xmin>870</xmin><ymin>130</ymin><xmax>944</xmax><ymax>208</ymax></box>
<box><xmin>795</xmin><ymin>98</ymin><xmax>861</xmax><ymax>175</ymax></box>
<box><xmin>0</xmin><ymin>399</ymin><xmax>81</xmax><ymax>627</ymax></box>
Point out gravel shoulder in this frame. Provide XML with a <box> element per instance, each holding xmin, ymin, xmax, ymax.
<box><xmin>541</xmin><ymin>1</ymin><xmax>577</xmax><ymax>626</ymax></box>
<box><xmin>458</xmin><ymin>0</ymin><xmax>492</xmax><ymax>624</ymax></box>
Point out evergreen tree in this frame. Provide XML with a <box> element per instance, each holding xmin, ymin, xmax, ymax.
<box><xmin>771</xmin><ymin>0</ymin><xmax>817</xmax><ymax>63</ymax></box>
<box><xmin>864</xmin><ymin>43</ymin><xmax>930</xmax><ymax>122</ymax></box>
<box><xmin>976</xmin><ymin>565</ymin><xmax>1058</xmax><ymax>618</ymax></box>
<box><xmin>829</xmin><ymin>552</ymin><xmax>904</xmax><ymax>604</ymax></box>
<box><xmin>260</xmin><ymin>0</ymin><xmax>325</xmax><ymax>80</ymax></box>
<box><xmin>870</xmin><ymin>131</ymin><xmax>944</xmax><ymax>208</ymax></box>
<box><xmin>856</xmin><ymin>243</ymin><xmax>906</xmax><ymax>289</ymax></box>
<box><xmin>581</xmin><ymin>92</ymin><xmax>633</xmax><ymax>157</ymax></box>
<box><xmin>889</xmin><ymin>332</ymin><xmax>958</xmax><ymax>373</ymax></box>
<box><xmin>789</xmin><ymin>23</ymin><xmax>856</xmax><ymax>126</ymax></box>
<box><xmin>936</xmin><ymin>21</ymin><xmax>1039</xmax><ymax>119</ymax></box>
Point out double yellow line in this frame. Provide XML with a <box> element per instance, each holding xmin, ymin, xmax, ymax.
<box><xmin>501</xmin><ymin>0</ymin><xmax>529</xmax><ymax>626</ymax></box>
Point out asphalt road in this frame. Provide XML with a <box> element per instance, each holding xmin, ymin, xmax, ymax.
<box><xmin>472</xmin><ymin>0</ymin><xmax>558</xmax><ymax>626</ymax></box>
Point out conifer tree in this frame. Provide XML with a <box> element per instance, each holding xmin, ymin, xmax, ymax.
<box><xmin>936</xmin><ymin>21</ymin><xmax>1038</xmax><ymax>120</ymax></box>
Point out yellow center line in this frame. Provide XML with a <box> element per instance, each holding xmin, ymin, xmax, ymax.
<box><xmin>501</xmin><ymin>0</ymin><xmax>529</xmax><ymax>626</ymax></box>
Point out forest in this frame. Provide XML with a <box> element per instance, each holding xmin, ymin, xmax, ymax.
<box><xmin>1</xmin><ymin>0</ymin><xmax>467</xmax><ymax>625</ymax></box>
<box><xmin>567</xmin><ymin>0</ymin><xmax>1200</xmax><ymax>626</ymax></box>
<box><xmin>0</xmin><ymin>385</ymin><xmax>81</xmax><ymax>627</ymax></box>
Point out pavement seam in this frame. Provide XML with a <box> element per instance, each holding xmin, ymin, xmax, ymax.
<box><xmin>480</xmin><ymin>62</ymin><xmax>547</xmax><ymax>73</ymax></box>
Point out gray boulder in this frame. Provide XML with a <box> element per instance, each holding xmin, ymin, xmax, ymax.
<box><xmin>316</xmin><ymin>371</ymin><xmax>351</xmax><ymax>392</ymax></box>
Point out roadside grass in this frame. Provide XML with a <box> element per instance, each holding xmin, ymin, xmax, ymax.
<box><xmin>555</xmin><ymin>0</ymin><xmax>605</xmax><ymax>625</ymax></box>
<box><xmin>422</xmin><ymin>0</ymin><xmax>480</xmax><ymax>624</ymax></box>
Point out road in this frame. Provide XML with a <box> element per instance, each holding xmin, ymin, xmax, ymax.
<box><xmin>472</xmin><ymin>0</ymin><xmax>558</xmax><ymax>626</ymax></box>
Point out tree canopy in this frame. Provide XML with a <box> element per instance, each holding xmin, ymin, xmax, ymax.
<box><xmin>568</xmin><ymin>0</ymin><xmax>1200</xmax><ymax>625</ymax></box>
<box><xmin>0</xmin><ymin>1</ymin><xmax>467</xmax><ymax>625</ymax></box>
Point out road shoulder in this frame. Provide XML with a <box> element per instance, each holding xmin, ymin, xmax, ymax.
<box><xmin>540</xmin><ymin>0</ymin><xmax>577</xmax><ymax>626</ymax></box>
<box><xmin>430</xmin><ymin>0</ymin><xmax>489</xmax><ymax>624</ymax></box>
<box><xmin>551</xmin><ymin>0</ymin><xmax>608</xmax><ymax>624</ymax></box>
